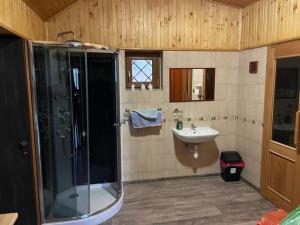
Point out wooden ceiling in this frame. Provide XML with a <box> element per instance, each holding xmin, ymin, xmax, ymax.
<box><xmin>23</xmin><ymin>0</ymin><xmax>259</xmax><ymax>20</ymax></box>
<box><xmin>23</xmin><ymin>0</ymin><xmax>78</xmax><ymax>20</ymax></box>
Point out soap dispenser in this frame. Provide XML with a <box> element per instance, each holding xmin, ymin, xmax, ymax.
<box><xmin>176</xmin><ymin>120</ymin><xmax>183</xmax><ymax>130</ymax></box>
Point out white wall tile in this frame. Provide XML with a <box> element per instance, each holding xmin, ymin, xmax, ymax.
<box><xmin>237</xmin><ymin>47</ymin><xmax>267</xmax><ymax>188</ymax></box>
<box><xmin>119</xmin><ymin>48</ymin><xmax>267</xmax><ymax>187</ymax></box>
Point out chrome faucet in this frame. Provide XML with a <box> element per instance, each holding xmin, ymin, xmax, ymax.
<box><xmin>191</xmin><ymin>123</ymin><xmax>196</xmax><ymax>131</ymax></box>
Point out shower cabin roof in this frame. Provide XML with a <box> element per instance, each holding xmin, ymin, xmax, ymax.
<box><xmin>30</xmin><ymin>40</ymin><xmax>117</xmax><ymax>53</ymax></box>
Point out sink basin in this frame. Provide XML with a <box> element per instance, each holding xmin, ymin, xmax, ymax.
<box><xmin>172</xmin><ymin>127</ymin><xmax>219</xmax><ymax>144</ymax></box>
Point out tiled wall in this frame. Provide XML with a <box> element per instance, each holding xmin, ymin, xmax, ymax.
<box><xmin>236</xmin><ymin>47</ymin><xmax>267</xmax><ymax>188</ymax></box>
<box><xmin>119</xmin><ymin>48</ymin><xmax>267</xmax><ymax>185</ymax></box>
<box><xmin>119</xmin><ymin>51</ymin><xmax>240</xmax><ymax>182</ymax></box>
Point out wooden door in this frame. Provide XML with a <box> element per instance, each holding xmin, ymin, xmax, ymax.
<box><xmin>261</xmin><ymin>40</ymin><xmax>300</xmax><ymax>211</ymax></box>
<box><xmin>170</xmin><ymin>68</ymin><xmax>193</xmax><ymax>102</ymax></box>
<box><xmin>0</xmin><ymin>36</ymin><xmax>39</xmax><ymax>224</ymax></box>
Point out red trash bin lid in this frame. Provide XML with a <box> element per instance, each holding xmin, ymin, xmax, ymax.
<box><xmin>220</xmin><ymin>159</ymin><xmax>245</xmax><ymax>168</ymax></box>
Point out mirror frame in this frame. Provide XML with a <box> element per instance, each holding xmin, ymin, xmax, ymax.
<box><xmin>169</xmin><ymin>67</ymin><xmax>215</xmax><ymax>103</ymax></box>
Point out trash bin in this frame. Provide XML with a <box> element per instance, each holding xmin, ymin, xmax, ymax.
<box><xmin>220</xmin><ymin>151</ymin><xmax>244</xmax><ymax>182</ymax></box>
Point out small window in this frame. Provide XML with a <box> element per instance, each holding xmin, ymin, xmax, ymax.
<box><xmin>125</xmin><ymin>51</ymin><xmax>162</xmax><ymax>89</ymax></box>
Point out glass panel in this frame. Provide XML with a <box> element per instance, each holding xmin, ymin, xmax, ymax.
<box><xmin>114</xmin><ymin>53</ymin><xmax>122</xmax><ymax>193</ymax></box>
<box><xmin>33</xmin><ymin>47</ymin><xmax>54</xmax><ymax>220</ymax></box>
<box><xmin>34</xmin><ymin>46</ymin><xmax>121</xmax><ymax>222</ymax></box>
<box><xmin>131</xmin><ymin>59</ymin><xmax>153</xmax><ymax>83</ymax></box>
<box><xmin>87</xmin><ymin>52</ymin><xmax>120</xmax><ymax>213</ymax></box>
<box><xmin>272</xmin><ymin>57</ymin><xmax>300</xmax><ymax>148</ymax></box>
<box><xmin>69</xmin><ymin>51</ymin><xmax>89</xmax><ymax>216</ymax></box>
<box><xmin>34</xmin><ymin>47</ymin><xmax>90</xmax><ymax>221</ymax></box>
<box><xmin>34</xmin><ymin>47</ymin><xmax>78</xmax><ymax>220</ymax></box>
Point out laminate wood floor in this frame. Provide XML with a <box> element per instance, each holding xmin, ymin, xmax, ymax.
<box><xmin>103</xmin><ymin>176</ymin><xmax>275</xmax><ymax>225</ymax></box>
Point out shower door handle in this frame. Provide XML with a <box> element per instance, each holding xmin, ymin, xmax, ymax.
<box><xmin>113</xmin><ymin>123</ymin><xmax>121</xmax><ymax>127</ymax></box>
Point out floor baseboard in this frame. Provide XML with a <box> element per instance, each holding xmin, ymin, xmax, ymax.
<box><xmin>241</xmin><ymin>177</ymin><xmax>260</xmax><ymax>192</ymax></box>
<box><xmin>124</xmin><ymin>173</ymin><xmax>220</xmax><ymax>184</ymax></box>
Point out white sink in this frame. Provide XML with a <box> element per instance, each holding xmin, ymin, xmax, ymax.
<box><xmin>172</xmin><ymin>127</ymin><xmax>219</xmax><ymax>144</ymax></box>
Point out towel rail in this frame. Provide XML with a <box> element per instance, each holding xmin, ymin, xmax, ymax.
<box><xmin>125</xmin><ymin>107</ymin><xmax>163</xmax><ymax>113</ymax></box>
<box><xmin>122</xmin><ymin>107</ymin><xmax>165</xmax><ymax>124</ymax></box>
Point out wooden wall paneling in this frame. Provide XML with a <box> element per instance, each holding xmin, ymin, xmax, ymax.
<box><xmin>157</xmin><ymin>0</ymin><xmax>162</xmax><ymax>48</ymax></box>
<box><xmin>125</xmin><ymin>0</ymin><xmax>130</xmax><ymax>47</ymax></box>
<box><xmin>82</xmin><ymin>0</ymin><xmax>88</xmax><ymax>42</ymax></box>
<box><xmin>202</xmin><ymin>1</ymin><xmax>208</xmax><ymax>48</ymax></box>
<box><xmin>88</xmin><ymin>0</ymin><xmax>95</xmax><ymax>43</ymax></box>
<box><xmin>46</xmin><ymin>0</ymin><xmax>242</xmax><ymax>50</ymax></box>
<box><xmin>207</xmin><ymin>1</ymin><xmax>214</xmax><ymax>49</ymax></box>
<box><xmin>19</xmin><ymin>0</ymin><xmax>258</xmax><ymax>21</ymax></box>
<box><xmin>0</xmin><ymin>0</ymin><xmax>45</xmax><ymax>40</ymax></box>
<box><xmin>136</xmin><ymin>0</ymin><xmax>142</xmax><ymax>48</ymax></box>
<box><xmin>241</xmin><ymin>0</ymin><xmax>300</xmax><ymax>49</ymax></box>
<box><xmin>104</xmin><ymin>0</ymin><xmax>110</xmax><ymax>45</ymax></box>
<box><xmin>185</xmin><ymin>0</ymin><xmax>191</xmax><ymax>48</ymax></box>
<box><xmin>176</xmin><ymin>0</ymin><xmax>182</xmax><ymax>48</ymax></box>
<box><xmin>172</xmin><ymin>0</ymin><xmax>176</xmax><ymax>47</ymax></box>
<box><xmin>112</xmin><ymin>0</ymin><xmax>117</xmax><ymax>48</ymax></box>
<box><xmin>93</xmin><ymin>0</ymin><xmax>100</xmax><ymax>46</ymax></box>
<box><xmin>71</xmin><ymin>1</ymin><xmax>81</xmax><ymax>41</ymax></box>
<box><xmin>163</xmin><ymin>0</ymin><xmax>168</xmax><ymax>48</ymax></box>
<box><xmin>218</xmin><ymin>4</ymin><xmax>226</xmax><ymax>47</ymax></box>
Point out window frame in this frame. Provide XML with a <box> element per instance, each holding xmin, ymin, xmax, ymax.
<box><xmin>125</xmin><ymin>51</ymin><xmax>162</xmax><ymax>89</ymax></box>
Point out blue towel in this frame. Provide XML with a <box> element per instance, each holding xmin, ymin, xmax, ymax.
<box><xmin>133</xmin><ymin>109</ymin><xmax>159</xmax><ymax>119</ymax></box>
<box><xmin>131</xmin><ymin>110</ymin><xmax>163</xmax><ymax>128</ymax></box>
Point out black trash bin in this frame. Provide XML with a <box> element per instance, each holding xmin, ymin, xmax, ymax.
<box><xmin>220</xmin><ymin>151</ymin><xmax>244</xmax><ymax>182</ymax></box>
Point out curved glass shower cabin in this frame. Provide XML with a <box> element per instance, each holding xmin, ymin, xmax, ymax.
<box><xmin>29</xmin><ymin>42</ymin><xmax>123</xmax><ymax>225</ymax></box>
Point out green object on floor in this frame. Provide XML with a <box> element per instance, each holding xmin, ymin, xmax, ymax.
<box><xmin>280</xmin><ymin>205</ymin><xmax>300</xmax><ymax>225</ymax></box>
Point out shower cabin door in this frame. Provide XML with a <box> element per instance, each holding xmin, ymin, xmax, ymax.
<box><xmin>68</xmin><ymin>50</ymin><xmax>89</xmax><ymax>216</ymax></box>
<box><xmin>261</xmin><ymin>42</ymin><xmax>300</xmax><ymax>212</ymax></box>
<box><xmin>33</xmin><ymin>46</ymin><xmax>89</xmax><ymax>221</ymax></box>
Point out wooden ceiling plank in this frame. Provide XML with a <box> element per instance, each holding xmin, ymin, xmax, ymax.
<box><xmin>23</xmin><ymin>0</ymin><xmax>259</xmax><ymax>21</ymax></box>
<box><xmin>22</xmin><ymin>0</ymin><xmax>78</xmax><ymax>20</ymax></box>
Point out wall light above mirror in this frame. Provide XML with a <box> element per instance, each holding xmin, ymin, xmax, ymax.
<box><xmin>169</xmin><ymin>68</ymin><xmax>215</xmax><ymax>102</ymax></box>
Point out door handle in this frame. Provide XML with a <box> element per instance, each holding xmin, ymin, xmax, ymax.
<box><xmin>18</xmin><ymin>140</ymin><xmax>29</xmax><ymax>155</ymax></box>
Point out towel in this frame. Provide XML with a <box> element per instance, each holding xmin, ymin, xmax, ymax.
<box><xmin>131</xmin><ymin>109</ymin><xmax>163</xmax><ymax>128</ymax></box>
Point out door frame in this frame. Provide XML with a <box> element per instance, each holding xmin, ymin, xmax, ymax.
<box><xmin>0</xmin><ymin>36</ymin><xmax>41</xmax><ymax>224</ymax></box>
<box><xmin>24</xmin><ymin>40</ymin><xmax>42</xmax><ymax>224</ymax></box>
<box><xmin>261</xmin><ymin>39</ymin><xmax>300</xmax><ymax>211</ymax></box>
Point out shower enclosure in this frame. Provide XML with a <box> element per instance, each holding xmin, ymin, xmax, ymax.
<box><xmin>29</xmin><ymin>41</ymin><xmax>123</xmax><ymax>224</ymax></box>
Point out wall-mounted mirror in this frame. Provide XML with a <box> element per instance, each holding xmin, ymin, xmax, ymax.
<box><xmin>169</xmin><ymin>68</ymin><xmax>215</xmax><ymax>102</ymax></box>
